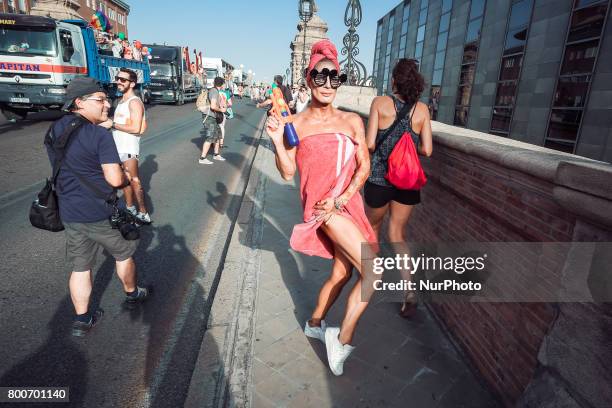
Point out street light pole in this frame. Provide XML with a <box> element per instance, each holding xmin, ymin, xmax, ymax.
<box><xmin>298</xmin><ymin>0</ymin><xmax>314</xmax><ymax>85</ymax></box>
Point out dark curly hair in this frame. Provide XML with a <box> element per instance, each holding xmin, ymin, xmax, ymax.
<box><xmin>392</xmin><ymin>59</ymin><xmax>425</xmax><ymax>108</ymax></box>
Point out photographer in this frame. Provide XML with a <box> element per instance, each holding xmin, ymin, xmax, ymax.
<box><xmin>46</xmin><ymin>77</ymin><xmax>149</xmax><ymax>337</ymax></box>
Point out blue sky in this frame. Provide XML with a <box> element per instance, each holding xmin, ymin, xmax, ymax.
<box><xmin>128</xmin><ymin>0</ymin><xmax>400</xmax><ymax>83</ymax></box>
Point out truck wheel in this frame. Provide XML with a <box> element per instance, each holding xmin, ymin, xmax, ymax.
<box><xmin>175</xmin><ymin>92</ymin><xmax>185</xmax><ymax>106</ymax></box>
<box><xmin>1</xmin><ymin>108</ymin><xmax>27</xmax><ymax>122</ymax></box>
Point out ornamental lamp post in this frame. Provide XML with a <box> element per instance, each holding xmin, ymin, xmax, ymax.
<box><xmin>298</xmin><ymin>0</ymin><xmax>314</xmax><ymax>85</ymax></box>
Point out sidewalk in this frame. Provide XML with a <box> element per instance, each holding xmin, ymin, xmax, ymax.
<box><xmin>186</xmin><ymin>136</ymin><xmax>498</xmax><ymax>408</ymax></box>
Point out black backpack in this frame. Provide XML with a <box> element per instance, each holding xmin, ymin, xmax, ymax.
<box><xmin>29</xmin><ymin>115</ymin><xmax>86</xmax><ymax>232</ymax></box>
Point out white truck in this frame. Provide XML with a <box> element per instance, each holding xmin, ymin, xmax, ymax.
<box><xmin>0</xmin><ymin>13</ymin><xmax>150</xmax><ymax>120</ymax></box>
<box><xmin>200</xmin><ymin>57</ymin><xmax>223</xmax><ymax>89</ymax></box>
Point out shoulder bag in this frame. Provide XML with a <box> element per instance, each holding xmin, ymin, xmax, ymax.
<box><xmin>29</xmin><ymin>116</ymin><xmax>86</xmax><ymax>232</ymax></box>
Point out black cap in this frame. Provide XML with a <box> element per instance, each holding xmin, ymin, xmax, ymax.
<box><xmin>274</xmin><ymin>75</ymin><xmax>283</xmax><ymax>85</ymax></box>
<box><xmin>61</xmin><ymin>77</ymin><xmax>105</xmax><ymax>111</ymax></box>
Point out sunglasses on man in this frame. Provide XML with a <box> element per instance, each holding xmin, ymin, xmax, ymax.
<box><xmin>308</xmin><ymin>68</ymin><xmax>347</xmax><ymax>89</ymax></box>
<box><xmin>115</xmin><ymin>76</ymin><xmax>134</xmax><ymax>84</ymax></box>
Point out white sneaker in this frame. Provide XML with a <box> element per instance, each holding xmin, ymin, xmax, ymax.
<box><xmin>325</xmin><ymin>327</ymin><xmax>355</xmax><ymax>376</ymax></box>
<box><xmin>136</xmin><ymin>212</ymin><xmax>152</xmax><ymax>224</ymax></box>
<box><xmin>126</xmin><ymin>206</ymin><xmax>137</xmax><ymax>216</ymax></box>
<box><xmin>199</xmin><ymin>157</ymin><xmax>213</xmax><ymax>164</ymax></box>
<box><xmin>304</xmin><ymin>320</ymin><xmax>327</xmax><ymax>343</ymax></box>
<box><xmin>213</xmin><ymin>154</ymin><xmax>226</xmax><ymax>161</ymax></box>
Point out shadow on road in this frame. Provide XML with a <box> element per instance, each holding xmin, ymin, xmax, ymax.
<box><xmin>0</xmin><ymin>102</ymin><xmax>262</xmax><ymax>407</ymax></box>
<box><xmin>0</xmin><ymin>297</ymin><xmax>89</xmax><ymax>407</ymax></box>
<box><xmin>138</xmin><ymin>154</ymin><xmax>159</xmax><ymax>215</ymax></box>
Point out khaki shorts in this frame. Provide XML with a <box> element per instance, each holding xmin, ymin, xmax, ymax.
<box><xmin>64</xmin><ymin>221</ymin><xmax>139</xmax><ymax>271</ymax></box>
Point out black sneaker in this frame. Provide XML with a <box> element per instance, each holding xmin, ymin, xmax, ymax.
<box><xmin>125</xmin><ymin>286</ymin><xmax>150</xmax><ymax>304</ymax></box>
<box><xmin>71</xmin><ymin>309</ymin><xmax>104</xmax><ymax>337</ymax></box>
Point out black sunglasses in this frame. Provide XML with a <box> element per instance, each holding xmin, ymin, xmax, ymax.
<box><xmin>308</xmin><ymin>68</ymin><xmax>347</xmax><ymax>89</ymax></box>
<box><xmin>115</xmin><ymin>76</ymin><xmax>134</xmax><ymax>83</ymax></box>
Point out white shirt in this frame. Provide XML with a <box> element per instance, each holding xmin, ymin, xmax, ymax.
<box><xmin>112</xmin><ymin>96</ymin><xmax>143</xmax><ymax>155</ymax></box>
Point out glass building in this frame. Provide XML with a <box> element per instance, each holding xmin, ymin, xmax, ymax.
<box><xmin>373</xmin><ymin>0</ymin><xmax>612</xmax><ymax>163</ymax></box>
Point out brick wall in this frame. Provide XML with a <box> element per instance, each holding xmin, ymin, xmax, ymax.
<box><xmin>343</xmin><ymin>95</ymin><xmax>612</xmax><ymax>406</ymax></box>
<box><xmin>406</xmin><ymin>136</ymin><xmax>571</xmax><ymax>405</ymax></box>
<box><xmin>403</xmin><ymin>122</ymin><xmax>612</xmax><ymax>406</ymax></box>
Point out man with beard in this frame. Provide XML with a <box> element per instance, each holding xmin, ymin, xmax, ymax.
<box><xmin>106</xmin><ymin>68</ymin><xmax>151</xmax><ymax>224</ymax></box>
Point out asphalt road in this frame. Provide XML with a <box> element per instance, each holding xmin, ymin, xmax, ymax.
<box><xmin>0</xmin><ymin>99</ymin><xmax>265</xmax><ymax>407</ymax></box>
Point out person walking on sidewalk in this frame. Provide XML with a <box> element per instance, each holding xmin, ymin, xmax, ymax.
<box><xmin>199</xmin><ymin>77</ymin><xmax>227</xmax><ymax>164</ymax></box>
<box><xmin>47</xmin><ymin>77</ymin><xmax>149</xmax><ymax>337</ymax></box>
<box><xmin>364</xmin><ymin>58</ymin><xmax>433</xmax><ymax>318</ymax></box>
<box><xmin>107</xmin><ymin>68</ymin><xmax>151</xmax><ymax>224</ymax></box>
<box><xmin>265</xmin><ymin>40</ymin><xmax>377</xmax><ymax>376</ymax></box>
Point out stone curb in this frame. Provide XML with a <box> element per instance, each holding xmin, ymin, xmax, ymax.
<box><xmin>185</xmin><ymin>117</ymin><xmax>271</xmax><ymax>408</ymax></box>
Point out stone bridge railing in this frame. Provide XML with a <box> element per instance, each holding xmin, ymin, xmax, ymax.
<box><xmin>337</xmin><ymin>89</ymin><xmax>612</xmax><ymax>407</ymax></box>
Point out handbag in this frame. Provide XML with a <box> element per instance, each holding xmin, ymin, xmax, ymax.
<box><xmin>375</xmin><ymin>100</ymin><xmax>427</xmax><ymax>190</ymax></box>
<box><xmin>29</xmin><ymin>116</ymin><xmax>86</xmax><ymax>232</ymax></box>
<box><xmin>214</xmin><ymin>110</ymin><xmax>224</xmax><ymax>124</ymax></box>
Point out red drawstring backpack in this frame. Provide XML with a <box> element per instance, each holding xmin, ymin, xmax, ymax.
<box><xmin>376</xmin><ymin>100</ymin><xmax>427</xmax><ymax>190</ymax></box>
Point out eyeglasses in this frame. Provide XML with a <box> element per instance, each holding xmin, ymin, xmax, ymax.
<box><xmin>84</xmin><ymin>96</ymin><xmax>109</xmax><ymax>103</ymax></box>
<box><xmin>308</xmin><ymin>68</ymin><xmax>347</xmax><ymax>89</ymax></box>
<box><xmin>115</xmin><ymin>76</ymin><xmax>133</xmax><ymax>83</ymax></box>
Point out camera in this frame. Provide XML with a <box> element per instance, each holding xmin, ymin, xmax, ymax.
<box><xmin>109</xmin><ymin>206</ymin><xmax>140</xmax><ymax>240</ymax></box>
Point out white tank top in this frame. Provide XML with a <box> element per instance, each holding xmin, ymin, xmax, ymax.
<box><xmin>112</xmin><ymin>95</ymin><xmax>145</xmax><ymax>155</ymax></box>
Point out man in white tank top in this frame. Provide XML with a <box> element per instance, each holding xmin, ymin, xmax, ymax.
<box><xmin>106</xmin><ymin>68</ymin><xmax>151</xmax><ymax>224</ymax></box>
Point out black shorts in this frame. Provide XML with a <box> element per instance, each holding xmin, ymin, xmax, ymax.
<box><xmin>363</xmin><ymin>181</ymin><xmax>421</xmax><ymax>208</ymax></box>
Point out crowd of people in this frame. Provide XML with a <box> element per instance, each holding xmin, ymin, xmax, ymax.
<box><xmin>95</xmin><ymin>31</ymin><xmax>149</xmax><ymax>61</ymax></box>
<box><xmin>265</xmin><ymin>39</ymin><xmax>432</xmax><ymax>376</ymax></box>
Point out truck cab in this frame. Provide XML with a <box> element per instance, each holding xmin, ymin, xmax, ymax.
<box><xmin>145</xmin><ymin>44</ymin><xmax>201</xmax><ymax>105</ymax></box>
<box><xmin>0</xmin><ymin>14</ymin><xmax>87</xmax><ymax>119</ymax></box>
<box><xmin>201</xmin><ymin>57</ymin><xmax>223</xmax><ymax>89</ymax></box>
<box><xmin>0</xmin><ymin>13</ymin><xmax>150</xmax><ymax>120</ymax></box>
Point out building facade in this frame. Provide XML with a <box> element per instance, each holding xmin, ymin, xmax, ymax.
<box><xmin>290</xmin><ymin>12</ymin><xmax>329</xmax><ymax>86</ymax></box>
<box><xmin>2</xmin><ymin>0</ymin><xmax>129</xmax><ymax>36</ymax></box>
<box><xmin>373</xmin><ymin>0</ymin><xmax>612</xmax><ymax>163</ymax></box>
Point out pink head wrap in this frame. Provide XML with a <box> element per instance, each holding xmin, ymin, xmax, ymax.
<box><xmin>307</xmin><ymin>40</ymin><xmax>340</xmax><ymax>73</ymax></box>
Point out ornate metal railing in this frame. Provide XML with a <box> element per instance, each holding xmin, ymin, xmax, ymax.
<box><xmin>339</xmin><ymin>0</ymin><xmax>376</xmax><ymax>87</ymax></box>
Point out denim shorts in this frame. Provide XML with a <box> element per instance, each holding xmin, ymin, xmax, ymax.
<box><xmin>64</xmin><ymin>221</ymin><xmax>138</xmax><ymax>271</ymax></box>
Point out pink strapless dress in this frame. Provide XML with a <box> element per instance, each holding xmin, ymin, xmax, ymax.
<box><xmin>289</xmin><ymin>133</ymin><xmax>377</xmax><ymax>259</ymax></box>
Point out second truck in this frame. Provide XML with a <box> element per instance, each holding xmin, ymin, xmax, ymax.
<box><xmin>145</xmin><ymin>44</ymin><xmax>201</xmax><ymax>105</ymax></box>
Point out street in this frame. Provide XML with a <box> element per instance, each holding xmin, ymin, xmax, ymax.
<box><xmin>0</xmin><ymin>99</ymin><xmax>265</xmax><ymax>408</ymax></box>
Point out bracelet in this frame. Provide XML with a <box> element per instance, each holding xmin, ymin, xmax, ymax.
<box><xmin>334</xmin><ymin>198</ymin><xmax>346</xmax><ymax>211</ymax></box>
